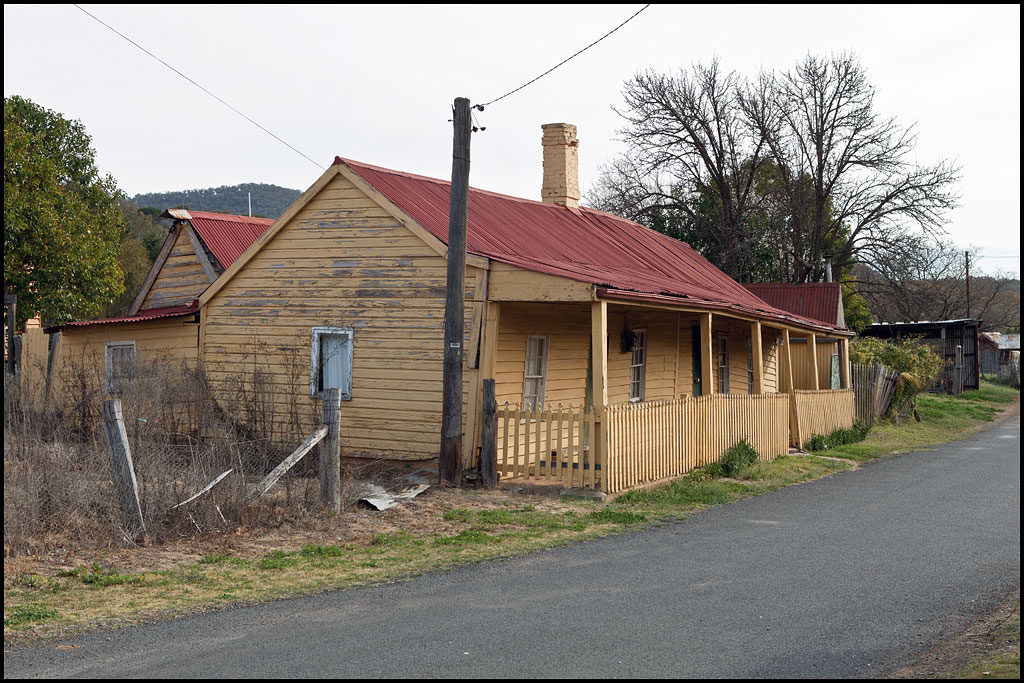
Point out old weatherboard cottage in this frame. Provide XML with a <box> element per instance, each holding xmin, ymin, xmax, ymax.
<box><xmin>188</xmin><ymin>123</ymin><xmax>855</xmax><ymax>493</ymax></box>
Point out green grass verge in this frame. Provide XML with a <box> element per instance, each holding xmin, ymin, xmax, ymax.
<box><xmin>811</xmin><ymin>380</ymin><xmax>1018</xmax><ymax>462</ymax></box>
<box><xmin>5</xmin><ymin>381</ymin><xmax>1016</xmax><ymax>642</ymax></box>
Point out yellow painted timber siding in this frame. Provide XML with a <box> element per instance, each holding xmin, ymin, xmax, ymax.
<box><xmin>607</xmin><ymin>307</ymin><xmax>682</xmax><ymax>404</ymax></box>
<box><xmin>488</xmin><ymin>262</ymin><xmax>592</xmax><ymax>302</ymax></box>
<box><xmin>817</xmin><ymin>338</ymin><xmax>840</xmax><ymax>389</ymax></box>
<box><xmin>494</xmin><ymin>304</ymin><xmax>783</xmax><ymax>409</ymax></box>
<box><xmin>47</xmin><ymin>317</ymin><xmax>200</xmax><ymax>429</ymax></box>
<box><xmin>200</xmin><ymin>173</ymin><xmax>482</xmax><ymax>461</ymax></box>
<box><xmin>790</xmin><ymin>336</ymin><xmax>840</xmax><ymax>390</ymax></box>
<box><xmin>494</xmin><ymin>302</ymin><xmax>591</xmax><ymax>408</ymax></box>
<box><xmin>140</xmin><ymin>225</ymin><xmax>211</xmax><ymax>310</ymax></box>
<box><xmin>709</xmin><ymin>317</ymin><xmax>767</xmax><ymax>395</ymax></box>
<box><xmin>14</xmin><ymin>327</ymin><xmax>49</xmax><ymax>409</ymax></box>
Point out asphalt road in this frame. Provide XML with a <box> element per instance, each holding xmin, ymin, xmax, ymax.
<box><xmin>5</xmin><ymin>413</ymin><xmax>1019</xmax><ymax>678</ymax></box>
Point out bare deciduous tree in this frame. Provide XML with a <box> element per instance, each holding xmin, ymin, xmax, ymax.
<box><xmin>588</xmin><ymin>54</ymin><xmax>961</xmax><ymax>287</ymax></box>
<box><xmin>590</xmin><ymin>60</ymin><xmax>769</xmax><ymax>280</ymax></box>
<box><xmin>741</xmin><ymin>53</ymin><xmax>961</xmax><ymax>282</ymax></box>
<box><xmin>855</xmin><ymin>244</ymin><xmax>1020</xmax><ymax>332</ymax></box>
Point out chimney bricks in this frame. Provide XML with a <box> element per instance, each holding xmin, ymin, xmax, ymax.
<box><xmin>541</xmin><ymin>123</ymin><xmax>580</xmax><ymax>209</ymax></box>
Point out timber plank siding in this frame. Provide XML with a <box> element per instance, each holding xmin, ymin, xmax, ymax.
<box><xmin>200</xmin><ymin>173</ymin><xmax>482</xmax><ymax>460</ymax></box>
<box><xmin>140</xmin><ymin>225</ymin><xmax>212</xmax><ymax>310</ymax></box>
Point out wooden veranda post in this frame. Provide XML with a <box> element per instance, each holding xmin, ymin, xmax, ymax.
<box><xmin>440</xmin><ymin>96</ymin><xmax>471</xmax><ymax>486</ymax></box>
<box><xmin>781</xmin><ymin>329</ymin><xmax>801</xmax><ymax>447</ymax></box>
<box><xmin>840</xmin><ymin>338</ymin><xmax>851</xmax><ymax>389</ymax></box>
<box><xmin>101</xmin><ymin>399</ymin><xmax>146</xmax><ymax>542</ymax></box>
<box><xmin>750</xmin><ymin>321</ymin><xmax>764</xmax><ymax>394</ymax></box>
<box><xmin>700</xmin><ymin>312</ymin><xmax>713</xmax><ymax>394</ymax></box>
<box><xmin>591</xmin><ymin>301</ymin><xmax>608</xmax><ymax>487</ymax></box>
<box><xmin>809</xmin><ymin>333</ymin><xmax>820</xmax><ymax>391</ymax></box>
<box><xmin>319</xmin><ymin>388</ymin><xmax>342</xmax><ymax>513</ymax></box>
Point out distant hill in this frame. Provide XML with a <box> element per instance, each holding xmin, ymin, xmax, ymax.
<box><xmin>132</xmin><ymin>183</ymin><xmax>301</xmax><ymax>219</ymax></box>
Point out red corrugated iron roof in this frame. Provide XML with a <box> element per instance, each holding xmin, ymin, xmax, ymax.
<box><xmin>186</xmin><ymin>211</ymin><xmax>274</xmax><ymax>269</ymax></box>
<box><xmin>743</xmin><ymin>283</ymin><xmax>842</xmax><ymax>327</ymax></box>
<box><xmin>339</xmin><ymin>158</ymin><xmax>848</xmax><ymax>334</ymax></box>
<box><xmin>44</xmin><ymin>305</ymin><xmax>198</xmax><ymax>333</ymax></box>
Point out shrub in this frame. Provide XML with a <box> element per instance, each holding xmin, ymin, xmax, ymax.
<box><xmin>807</xmin><ymin>421</ymin><xmax>871</xmax><ymax>452</ymax></box>
<box><xmin>720</xmin><ymin>439</ymin><xmax>759</xmax><ymax>477</ymax></box>
<box><xmin>851</xmin><ymin>337</ymin><xmax>943</xmax><ymax>419</ymax></box>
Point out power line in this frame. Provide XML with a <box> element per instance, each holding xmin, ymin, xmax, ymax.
<box><xmin>477</xmin><ymin>4</ymin><xmax>651</xmax><ymax>108</ymax></box>
<box><xmin>72</xmin><ymin>5</ymin><xmax>325</xmax><ymax>171</ymax></box>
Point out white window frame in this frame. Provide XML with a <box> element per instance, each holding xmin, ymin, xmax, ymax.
<box><xmin>522</xmin><ymin>335</ymin><xmax>549</xmax><ymax>409</ymax></box>
<box><xmin>310</xmin><ymin>326</ymin><xmax>353</xmax><ymax>400</ymax></box>
<box><xmin>717</xmin><ymin>336</ymin><xmax>730</xmax><ymax>394</ymax></box>
<box><xmin>105</xmin><ymin>341</ymin><xmax>136</xmax><ymax>394</ymax></box>
<box><xmin>629</xmin><ymin>328</ymin><xmax>647</xmax><ymax>402</ymax></box>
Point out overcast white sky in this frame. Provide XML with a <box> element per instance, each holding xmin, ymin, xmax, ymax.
<box><xmin>4</xmin><ymin>4</ymin><xmax>1020</xmax><ymax>277</ymax></box>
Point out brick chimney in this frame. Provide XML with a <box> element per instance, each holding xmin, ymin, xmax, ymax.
<box><xmin>541</xmin><ymin>123</ymin><xmax>579</xmax><ymax>209</ymax></box>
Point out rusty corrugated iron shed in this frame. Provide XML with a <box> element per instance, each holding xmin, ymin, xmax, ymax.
<box><xmin>743</xmin><ymin>283</ymin><xmax>842</xmax><ymax>328</ymax></box>
<box><xmin>340</xmin><ymin>158</ymin><xmax>848</xmax><ymax>334</ymax></box>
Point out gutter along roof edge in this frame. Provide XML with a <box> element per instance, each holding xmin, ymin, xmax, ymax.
<box><xmin>596</xmin><ymin>289</ymin><xmax>853</xmax><ymax>336</ymax></box>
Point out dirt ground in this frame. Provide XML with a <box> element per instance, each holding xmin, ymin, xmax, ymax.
<box><xmin>885</xmin><ymin>587</ymin><xmax>1020</xmax><ymax>678</ymax></box>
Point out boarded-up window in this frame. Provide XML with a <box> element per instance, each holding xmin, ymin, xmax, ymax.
<box><xmin>311</xmin><ymin>327</ymin><xmax>353</xmax><ymax>399</ymax></box>
<box><xmin>105</xmin><ymin>341</ymin><xmax>136</xmax><ymax>394</ymax></box>
<box><xmin>717</xmin><ymin>337</ymin><xmax>730</xmax><ymax>394</ymax></box>
<box><xmin>523</xmin><ymin>335</ymin><xmax>548</xmax><ymax>408</ymax></box>
<box><xmin>630</xmin><ymin>329</ymin><xmax>647</xmax><ymax>402</ymax></box>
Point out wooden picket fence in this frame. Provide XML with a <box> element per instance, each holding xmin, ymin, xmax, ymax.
<box><xmin>496</xmin><ymin>394</ymin><xmax>791</xmax><ymax>495</ymax></box>
<box><xmin>852</xmin><ymin>363</ymin><xmax>900</xmax><ymax>426</ymax></box>
<box><xmin>605</xmin><ymin>394</ymin><xmax>790</xmax><ymax>493</ymax></box>
<box><xmin>496</xmin><ymin>403</ymin><xmax>601</xmax><ymax>489</ymax></box>
<box><xmin>792</xmin><ymin>388</ymin><xmax>855</xmax><ymax>446</ymax></box>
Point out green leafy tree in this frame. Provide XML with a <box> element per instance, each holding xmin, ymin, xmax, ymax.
<box><xmin>4</xmin><ymin>96</ymin><xmax>126</xmax><ymax>327</ymax></box>
<box><xmin>840</xmin><ymin>279</ymin><xmax>873</xmax><ymax>333</ymax></box>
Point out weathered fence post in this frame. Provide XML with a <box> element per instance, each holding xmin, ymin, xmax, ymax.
<box><xmin>950</xmin><ymin>348</ymin><xmax>958</xmax><ymax>395</ymax></box>
<box><xmin>101</xmin><ymin>399</ymin><xmax>146</xmax><ymax>542</ymax></box>
<box><xmin>319</xmin><ymin>388</ymin><xmax>342</xmax><ymax>513</ymax></box>
<box><xmin>5</xmin><ymin>294</ymin><xmax>16</xmax><ymax>375</ymax></box>
<box><xmin>480</xmin><ymin>379</ymin><xmax>497</xmax><ymax>487</ymax></box>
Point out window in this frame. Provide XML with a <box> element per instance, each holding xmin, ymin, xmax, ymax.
<box><xmin>310</xmin><ymin>327</ymin><xmax>353</xmax><ymax>399</ymax></box>
<box><xmin>630</xmin><ymin>329</ymin><xmax>647</xmax><ymax>402</ymax></box>
<box><xmin>523</xmin><ymin>335</ymin><xmax>549</xmax><ymax>408</ymax></box>
<box><xmin>747</xmin><ymin>339</ymin><xmax>755</xmax><ymax>394</ymax></box>
<box><xmin>717</xmin><ymin>336</ymin><xmax>730</xmax><ymax>394</ymax></box>
<box><xmin>105</xmin><ymin>341</ymin><xmax>136</xmax><ymax>394</ymax></box>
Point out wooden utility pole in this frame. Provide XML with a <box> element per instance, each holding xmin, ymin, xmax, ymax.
<box><xmin>965</xmin><ymin>250</ymin><xmax>971</xmax><ymax>318</ymax></box>
<box><xmin>480</xmin><ymin>379</ymin><xmax>497</xmax><ymax>487</ymax></box>
<box><xmin>439</xmin><ymin>97</ymin><xmax>471</xmax><ymax>485</ymax></box>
